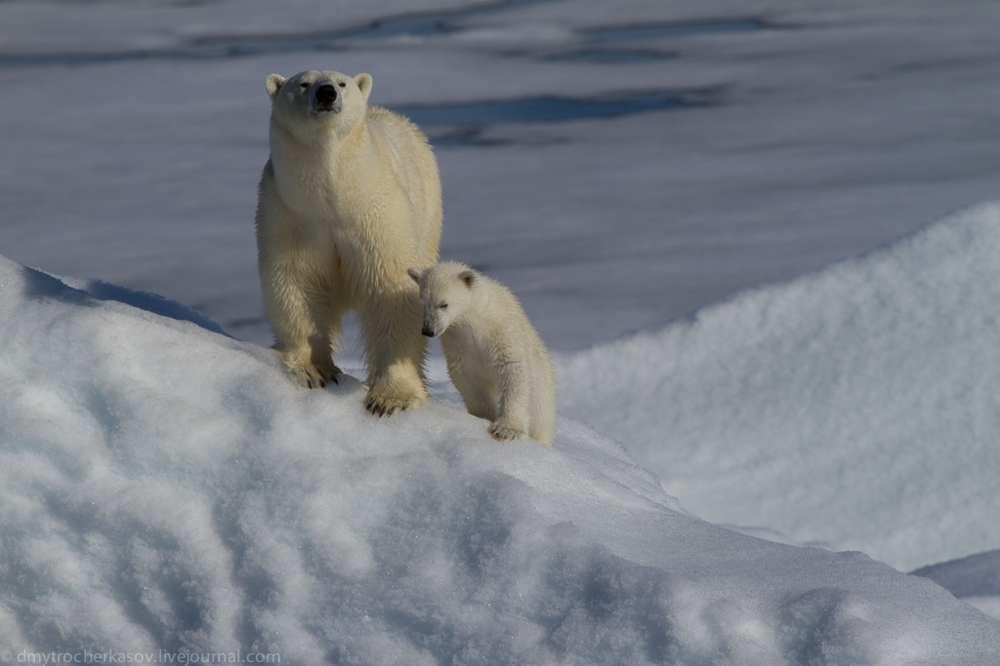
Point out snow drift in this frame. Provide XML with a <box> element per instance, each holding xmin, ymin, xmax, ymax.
<box><xmin>2</xmin><ymin>246</ymin><xmax>1000</xmax><ymax>662</ymax></box>
<box><xmin>559</xmin><ymin>203</ymin><xmax>1000</xmax><ymax>573</ymax></box>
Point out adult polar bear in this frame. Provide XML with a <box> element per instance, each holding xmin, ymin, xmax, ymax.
<box><xmin>256</xmin><ymin>70</ymin><xmax>442</xmax><ymax>416</ymax></box>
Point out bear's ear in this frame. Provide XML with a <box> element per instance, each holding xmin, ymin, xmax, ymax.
<box><xmin>265</xmin><ymin>74</ymin><xmax>287</xmax><ymax>99</ymax></box>
<box><xmin>458</xmin><ymin>270</ymin><xmax>476</xmax><ymax>288</ymax></box>
<box><xmin>354</xmin><ymin>73</ymin><xmax>373</xmax><ymax>102</ymax></box>
<box><xmin>407</xmin><ymin>268</ymin><xmax>422</xmax><ymax>284</ymax></box>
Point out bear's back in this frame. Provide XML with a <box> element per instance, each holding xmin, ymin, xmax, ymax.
<box><xmin>366</xmin><ymin>105</ymin><xmax>442</xmax><ymax>256</ymax></box>
<box><xmin>367</xmin><ymin>106</ymin><xmax>433</xmax><ymax>158</ymax></box>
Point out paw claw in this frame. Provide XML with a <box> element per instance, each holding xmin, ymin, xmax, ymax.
<box><xmin>488</xmin><ymin>422</ymin><xmax>524</xmax><ymax>442</ymax></box>
<box><xmin>284</xmin><ymin>360</ymin><xmax>342</xmax><ymax>390</ymax></box>
<box><xmin>364</xmin><ymin>388</ymin><xmax>422</xmax><ymax>417</ymax></box>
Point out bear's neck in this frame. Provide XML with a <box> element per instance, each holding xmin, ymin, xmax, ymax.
<box><xmin>269</xmin><ymin>121</ymin><xmax>379</xmax><ymax>215</ymax></box>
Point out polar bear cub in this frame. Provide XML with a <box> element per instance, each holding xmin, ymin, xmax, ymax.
<box><xmin>408</xmin><ymin>262</ymin><xmax>556</xmax><ymax>444</ymax></box>
<box><xmin>256</xmin><ymin>70</ymin><xmax>442</xmax><ymax>416</ymax></box>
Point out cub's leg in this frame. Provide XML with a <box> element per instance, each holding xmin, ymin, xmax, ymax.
<box><xmin>488</xmin><ymin>348</ymin><xmax>531</xmax><ymax>442</ymax></box>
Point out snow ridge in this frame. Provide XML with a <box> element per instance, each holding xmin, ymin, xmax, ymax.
<box><xmin>559</xmin><ymin>203</ymin><xmax>1000</xmax><ymax>572</ymax></box>
<box><xmin>3</xmin><ymin>246</ymin><xmax>1000</xmax><ymax>662</ymax></box>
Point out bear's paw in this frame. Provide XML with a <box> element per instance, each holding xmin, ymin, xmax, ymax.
<box><xmin>488</xmin><ymin>421</ymin><xmax>525</xmax><ymax>442</ymax></box>
<box><xmin>284</xmin><ymin>360</ymin><xmax>342</xmax><ymax>390</ymax></box>
<box><xmin>364</xmin><ymin>385</ymin><xmax>426</xmax><ymax>417</ymax></box>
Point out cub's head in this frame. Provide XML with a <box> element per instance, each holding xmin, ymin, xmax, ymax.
<box><xmin>265</xmin><ymin>69</ymin><xmax>372</xmax><ymax>140</ymax></box>
<box><xmin>408</xmin><ymin>262</ymin><xmax>478</xmax><ymax>338</ymax></box>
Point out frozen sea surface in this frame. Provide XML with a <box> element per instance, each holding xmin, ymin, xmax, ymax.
<box><xmin>1</xmin><ymin>0</ymin><xmax>998</xmax><ymax>350</ymax></box>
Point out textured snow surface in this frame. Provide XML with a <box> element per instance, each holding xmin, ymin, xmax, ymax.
<box><xmin>2</xmin><ymin>249</ymin><xmax>1000</xmax><ymax>662</ymax></box>
<box><xmin>559</xmin><ymin>204</ymin><xmax>1000</xmax><ymax>574</ymax></box>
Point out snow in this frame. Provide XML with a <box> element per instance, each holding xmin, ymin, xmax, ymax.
<box><xmin>558</xmin><ymin>203</ymin><xmax>1000</xmax><ymax>574</ymax></box>
<box><xmin>3</xmin><ymin>249</ymin><xmax>1000</xmax><ymax>663</ymax></box>
<box><xmin>2</xmin><ymin>0</ymin><xmax>1000</xmax><ymax>660</ymax></box>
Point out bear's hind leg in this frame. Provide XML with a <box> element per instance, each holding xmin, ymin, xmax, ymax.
<box><xmin>314</xmin><ymin>294</ymin><xmax>350</xmax><ymax>384</ymax></box>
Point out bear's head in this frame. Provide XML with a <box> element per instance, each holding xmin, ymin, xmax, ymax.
<box><xmin>265</xmin><ymin>69</ymin><xmax>373</xmax><ymax>142</ymax></box>
<box><xmin>408</xmin><ymin>262</ymin><xmax>478</xmax><ymax>338</ymax></box>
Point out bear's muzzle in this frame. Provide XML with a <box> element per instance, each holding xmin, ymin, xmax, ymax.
<box><xmin>312</xmin><ymin>81</ymin><xmax>340</xmax><ymax>114</ymax></box>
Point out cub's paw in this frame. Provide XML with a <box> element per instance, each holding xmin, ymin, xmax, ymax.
<box><xmin>364</xmin><ymin>387</ymin><xmax>424</xmax><ymax>417</ymax></box>
<box><xmin>488</xmin><ymin>421</ymin><xmax>525</xmax><ymax>442</ymax></box>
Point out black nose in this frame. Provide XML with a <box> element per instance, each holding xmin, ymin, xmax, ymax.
<box><xmin>422</xmin><ymin>327</ymin><xmax>435</xmax><ymax>338</ymax></box>
<box><xmin>315</xmin><ymin>83</ymin><xmax>337</xmax><ymax>107</ymax></box>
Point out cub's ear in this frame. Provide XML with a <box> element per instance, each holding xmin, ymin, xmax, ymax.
<box><xmin>354</xmin><ymin>73</ymin><xmax>373</xmax><ymax>102</ymax></box>
<box><xmin>458</xmin><ymin>270</ymin><xmax>476</xmax><ymax>288</ymax></box>
<box><xmin>265</xmin><ymin>74</ymin><xmax>287</xmax><ymax>99</ymax></box>
<box><xmin>407</xmin><ymin>268</ymin><xmax>422</xmax><ymax>284</ymax></box>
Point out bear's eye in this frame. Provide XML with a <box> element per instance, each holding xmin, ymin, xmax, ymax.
<box><xmin>299</xmin><ymin>81</ymin><xmax>310</xmax><ymax>90</ymax></box>
<box><xmin>337</xmin><ymin>81</ymin><xmax>347</xmax><ymax>88</ymax></box>
<box><xmin>438</xmin><ymin>302</ymin><xmax>448</xmax><ymax>310</ymax></box>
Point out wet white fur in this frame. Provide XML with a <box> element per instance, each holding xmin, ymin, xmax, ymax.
<box><xmin>409</xmin><ymin>262</ymin><xmax>556</xmax><ymax>444</ymax></box>
<box><xmin>256</xmin><ymin>70</ymin><xmax>442</xmax><ymax>416</ymax></box>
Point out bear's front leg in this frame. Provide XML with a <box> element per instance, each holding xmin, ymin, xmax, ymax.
<box><xmin>256</xmin><ymin>167</ymin><xmax>343</xmax><ymax>389</ymax></box>
<box><xmin>259</xmin><ymin>257</ymin><xmax>343</xmax><ymax>389</ymax></box>
<box><xmin>277</xmin><ymin>336</ymin><xmax>342</xmax><ymax>389</ymax></box>
<box><xmin>488</xmin><ymin>349</ymin><xmax>530</xmax><ymax>441</ymax></box>
<box><xmin>360</xmin><ymin>291</ymin><xmax>429</xmax><ymax>416</ymax></box>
